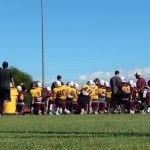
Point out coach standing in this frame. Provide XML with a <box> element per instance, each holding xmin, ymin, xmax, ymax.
<box><xmin>0</xmin><ymin>61</ymin><xmax>15</xmax><ymax>115</ymax></box>
<box><xmin>51</xmin><ymin>75</ymin><xmax>64</xmax><ymax>91</ymax></box>
<box><xmin>110</xmin><ymin>70</ymin><xmax>121</xmax><ymax>113</ymax></box>
<box><xmin>134</xmin><ymin>72</ymin><xmax>146</xmax><ymax>113</ymax></box>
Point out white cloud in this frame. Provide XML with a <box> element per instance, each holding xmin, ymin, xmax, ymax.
<box><xmin>42</xmin><ymin>66</ymin><xmax>150</xmax><ymax>87</ymax></box>
<box><xmin>78</xmin><ymin>66</ymin><xmax>150</xmax><ymax>84</ymax></box>
<box><xmin>79</xmin><ymin>75</ymin><xmax>88</xmax><ymax>81</ymax></box>
<box><xmin>122</xmin><ymin>66</ymin><xmax>150</xmax><ymax>79</ymax></box>
<box><xmin>78</xmin><ymin>71</ymin><xmax>112</xmax><ymax>82</ymax></box>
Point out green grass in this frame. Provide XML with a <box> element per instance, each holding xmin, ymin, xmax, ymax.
<box><xmin>0</xmin><ymin>114</ymin><xmax>150</xmax><ymax>150</ymax></box>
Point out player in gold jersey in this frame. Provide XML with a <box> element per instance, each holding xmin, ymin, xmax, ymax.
<box><xmin>53</xmin><ymin>81</ymin><xmax>68</xmax><ymax>115</ymax></box>
<box><xmin>77</xmin><ymin>80</ymin><xmax>95</xmax><ymax>115</ymax></box>
<box><xmin>36</xmin><ymin>82</ymin><xmax>45</xmax><ymax>114</ymax></box>
<box><xmin>66</xmin><ymin>81</ymin><xmax>76</xmax><ymax>113</ymax></box>
<box><xmin>92</xmin><ymin>79</ymin><xmax>99</xmax><ymax>114</ymax></box>
<box><xmin>105</xmin><ymin>81</ymin><xmax>112</xmax><ymax>114</ymax></box>
<box><xmin>30</xmin><ymin>82</ymin><xmax>41</xmax><ymax>115</ymax></box>
<box><xmin>72</xmin><ymin>83</ymin><xmax>80</xmax><ymax>114</ymax></box>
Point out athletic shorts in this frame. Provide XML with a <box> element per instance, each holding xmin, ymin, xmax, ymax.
<box><xmin>0</xmin><ymin>89</ymin><xmax>11</xmax><ymax>101</ymax></box>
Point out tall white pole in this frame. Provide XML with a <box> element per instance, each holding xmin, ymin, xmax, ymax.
<box><xmin>41</xmin><ymin>0</ymin><xmax>45</xmax><ymax>87</ymax></box>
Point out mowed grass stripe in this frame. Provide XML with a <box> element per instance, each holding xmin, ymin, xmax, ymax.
<box><xmin>0</xmin><ymin>115</ymin><xmax>150</xmax><ymax>150</ymax></box>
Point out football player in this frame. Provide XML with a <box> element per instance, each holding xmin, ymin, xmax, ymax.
<box><xmin>53</xmin><ymin>81</ymin><xmax>68</xmax><ymax>115</ymax></box>
<box><xmin>72</xmin><ymin>83</ymin><xmax>80</xmax><ymax>114</ymax></box>
<box><xmin>118</xmin><ymin>77</ymin><xmax>131</xmax><ymax>114</ymax></box>
<box><xmin>132</xmin><ymin>83</ymin><xmax>141</xmax><ymax>113</ymax></box>
<box><xmin>98</xmin><ymin>79</ymin><xmax>106</xmax><ymax>114</ymax></box>
<box><xmin>45</xmin><ymin>87</ymin><xmax>54</xmax><ymax>115</ymax></box>
<box><xmin>66</xmin><ymin>81</ymin><xmax>76</xmax><ymax>113</ymax></box>
<box><xmin>77</xmin><ymin>80</ymin><xmax>95</xmax><ymax>115</ymax></box>
<box><xmin>105</xmin><ymin>81</ymin><xmax>112</xmax><ymax>114</ymax></box>
<box><xmin>30</xmin><ymin>82</ymin><xmax>42</xmax><ymax>115</ymax></box>
<box><xmin>129</xmin><ymin>80</ymin><xmax>136</xmax><ymax>114</ymax></box>
<box><xmin>36</xmin><ymin>82</ymin><xmax>45</xmax><ymax>114</ymax></box>
<box><xmin>92</xmin><ymin>78</ymin><xmax>99</xmax><ymax>114</ymax></box>
<box><xmin>16</xmin><ymin>85</ymin><xmax>26</xmax><ymax>115</ymax></box>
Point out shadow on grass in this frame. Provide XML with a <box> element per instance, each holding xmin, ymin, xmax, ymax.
<box><xmin>1</xmin><ymin>131</ymin><xmax>150</xmax><ymax>138</ymax></box>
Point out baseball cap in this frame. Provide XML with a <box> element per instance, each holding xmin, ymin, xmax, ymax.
<box><xmin>57</xmin><ymin>75</ymin><xmax>62</xmax><ymax>79</ymax></box>
<box><xmin>134</xmin><ymin>72</ymin><xmax>141</xmax><ymax>76</ymax></box>
<box><xmin>2</xmin><ymin>61</ymin><xmax>8</xmax><ymax>68</ymax></box>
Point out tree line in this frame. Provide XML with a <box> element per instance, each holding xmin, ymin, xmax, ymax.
<box><xmin>11</xmin><ymin>66</ymin><xmax>33</xmax><ymax>102</ymax></box>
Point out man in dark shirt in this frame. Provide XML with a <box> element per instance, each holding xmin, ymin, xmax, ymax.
<box><xmin>110</xmin><ymin>70</ymin><xmax>121</xmax><ymax>113</ymax></box>
<box><xmin>51</xmin><ymin>75</ymin><xmax>64</xmax><ymax>91</ymax></box>
<box><xmin>0</xmin><ymin>61</ymin><xmax>15</xmax><ymax>115</ymax></box>
<box><xmin>134</xmin><ymin>72</ymin><xmax>146</xmax><ymax>113</ymax></box>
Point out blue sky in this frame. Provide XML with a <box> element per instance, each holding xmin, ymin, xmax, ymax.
<box><xmin>0</xmin><ymin>0</ymin><xmax>150</xmax><ymax>86</ymax></box>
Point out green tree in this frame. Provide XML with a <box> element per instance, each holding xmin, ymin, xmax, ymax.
<box><xmin>11</xmin><ymin>67</ymin><xmax>33</xmax><ymax>89</ymax></box>
<box><xmin>10</xmin><ymin>67</ymin><xmax>33</xmax><ymax>103</ymax></box>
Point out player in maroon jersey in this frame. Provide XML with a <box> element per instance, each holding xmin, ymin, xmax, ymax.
<box><xmin>118</xmin><ymin>77</ymin><xmax>131</xmax><ymax>113</ymax></box>
<box><xmin>45</xmin><ymin>87</ymin><xmax>54</xmax><ymax>115</ymax></box>
<box><xmin>129</xmin><ymin>80</ymin><xmax>137</xmax><ymax>114</ymax></box>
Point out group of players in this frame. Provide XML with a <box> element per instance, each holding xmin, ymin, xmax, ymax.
<box><xmin>15</xmin><ymin>75</ymin><xmax>150</xmax><ymax>115</ymax></box>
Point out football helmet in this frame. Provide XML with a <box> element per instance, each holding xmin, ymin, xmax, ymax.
<box><xmin>54</xmin><ymin>80</ymin><xmax>61</xmax><ymax>87</ymax></box>
<box><xmin>87</xmin><ymin>80</ymin><xmax>95</xmax><ymax>88</ymax></box>
<box><xmin>93</xmin><ymin>78</ymin><xmax>100</xmax><ymax>85</ymax></box>
<box><xmin>47</xmin><ymin>86</ymin><xmax>51</xmax><ymax>91</ymax></box>
<box><xmin>133</xmin><ymin>83</ymin><xmax>137</xmax><ymax>87</ymax></box>
<box><xmin>121</xmin><ymin>76</ymin><xmax>125</xmax><ymax>82</ymax></box>
<box><xmin>129</xmin><ymin>80</ymin><xmax>133</xmax><ymax>85</ymax></box>
<box><xmin>129</xmin><ymin>80</ymin><xmax>133</xmax><ymax>87</ymax></box>
<box><xmin>105</xmin><ymin>81</ymin><xmax>110</xmax><ymax>87</ymax></box>
<box><xmin>67</xmin><ymin>81</ymin><xmax>74</xmax><ymax>87</ymax></box>
<box><xmin>37</xmin><ymin>82</ymin><xmax>42</xmax><ymax>88</ymax></box>
<box><xmin>17</xmin><ymin>85</ymin><xmax>22</xmax><ymax>92</ymax></box>
<box><xmin>99</xmin><ymin>79</ymin><xmax>105</xmax><ymax>86</ymax></box>
<box><xmin>30</xmin><ymin>82</ymin><xmax>37</xmax><ymax>89</ymax></box>
<box><xmin>74</xmin><ymin>83</ymin><xmax>79</xmax><ymax>90</ymax></box>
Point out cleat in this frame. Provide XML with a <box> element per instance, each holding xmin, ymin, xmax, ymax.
<box><xmin>130</xmin><ymin>109</ymin><xmax>135</xmax><ymax>114</ymax></box>
<box><xmin>80</xmin><ymin>109</ymin><xmax>84</xmax><ymax>115</ymax></box>
<box><xmin>55</xmin><ymin>111</ymin><xmax>60</xmax><ymax>115</ymax></box>
<box><xmin>141</xmin><ymin>110</ymin><xmax>146</xmax><ymax>114</ymax></box>
<box><xmin>147</xmin><ymin>108</ymin><xmax>150</xmax><ymax>113</ymax></box>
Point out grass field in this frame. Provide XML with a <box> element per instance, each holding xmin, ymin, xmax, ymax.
<box><xmin>0</xmin><ymin>114</ymin><xmax>150</xmax><ymax>150</ymax></box>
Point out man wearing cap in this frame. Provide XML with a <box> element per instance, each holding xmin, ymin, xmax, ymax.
<box><xmin>51</xmin><ymin>75</ymin><xmax>64</xmax><ymax>91</ymax></box>
<box><xmin>134</xmin><ymin>72</ymin><xmax>146</xmax><ymax>91</ymax></box>
<box><xmin>134</xmin><ymin>72</ymin><xmax>146</xmax><ymax>113</ymax></box>
<box><xmin>0</xmin><ymin>61</ymin><xmax>15</xmax><ymax>115</ymax></box>
<box><xmin>139</xmin><ymin>80</ymin><xmax>150</xmax><ymax>113</ymax></box>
